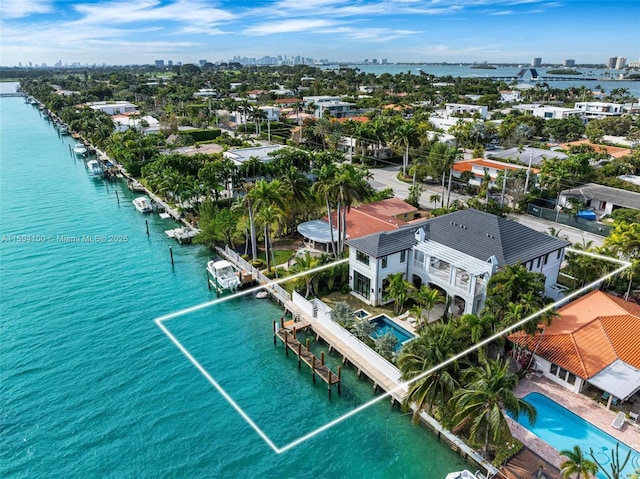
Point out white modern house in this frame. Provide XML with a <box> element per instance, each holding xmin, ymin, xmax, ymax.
<box><xmin>346</xmin><ymin>209</ymin><xmax>570</xmax><ymax>315</ymax></box>
<box><xmin>514</xmin><ymin>104</ymin><xmax>582</xmax><ymax>120</ymax></box>
<box><xmin>86</xmin><ymin>101</ymin><xmax>138</xmax><ymax>116</ymax></box>
<box><xmin>444</xmin><ymin>103</ymin><xmax>489</xmax><ymax>119</ymax></box>
<box><xmin>574</xmin><ymin>101</ymin><xmax>624</xmax><ymax>119</ymax></box>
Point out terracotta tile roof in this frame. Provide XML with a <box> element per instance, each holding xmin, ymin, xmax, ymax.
<box><xmin>452</xmin><ymin>158</ymin><xmax>540</xmax><ymax>175</ymax></box>
<box><xmin>558</xmin><ymin>140</ymin><xmax>631</xmax><ymax>159</ymax></box>
<box><xmin>336</xmin><ymin>116</ymin><xmax>369</xmax><ymax>123</ymax></box>
<box><xmin>509</xmin><ymin>291</ymin><xmax>640</xmax><ymax>379</ymax></box>
<box><xmin>327</xmin><ymin>198</ymin><xmax>417</xmax><ymax>239</ymax></box>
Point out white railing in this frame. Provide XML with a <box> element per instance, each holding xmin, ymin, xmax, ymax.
<box><xmin>292</xmin><ymin>291</ymin><xmax>315</xmax><ymax>317</ymax></box>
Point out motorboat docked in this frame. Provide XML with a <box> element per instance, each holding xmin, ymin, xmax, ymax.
<box><xmin>58</xmin><ymin>124</ymin><xmax>69</xmax><ymax>135</ymax></box>
<box><xmin>207</xmin><ymin>260</ymin><xmax>241</xmax><ymax>292</ymax></box>
<box><xmin>132</xmin><ymin>196</ymin><xmax>153</xmax><ymax>214</ymax></box>
<box><xmin>256</xmin><ymin>291</ymin><xmax>269</xmax><ymax>299</ymax></box>
<box><xmin>86</xmin><ymin>159</ymin><xmax>104</xmax><ymax>177</ymax></box>
<box><xmin>445</xmin><ymin>471</ymin><xmax>484</xmax><ymax>479</ymax></box>
<box><xmin>73</xmin><ymin>144</ymin><xmax>87</xmax><ymax>156</ymax></box>
<box><xmin>165</xmin><ymin>226</ymin><xmax>200</xmax><ymax>243</ymax></box>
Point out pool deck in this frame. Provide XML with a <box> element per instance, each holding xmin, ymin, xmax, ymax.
<box><xmin>509</xmin><ymin>376</ymin><xmax>640</xmax><ymax>469</ymax></box>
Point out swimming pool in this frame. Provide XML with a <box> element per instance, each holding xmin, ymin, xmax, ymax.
<box><xmin>368</xmin><ymin>314</ymin><xmax>416</xmax><ymax>346</ymax></box>
<box><xmin>510</xmin><ymin>392</ymin><xmax>640</xmax><ymax>479</ymax></box>
<box><xmin>354</xmin><ymin>308</ymin><xmax>371</xmax><ymax>319</ymax></box>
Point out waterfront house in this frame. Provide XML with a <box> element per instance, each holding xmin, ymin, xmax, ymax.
<box><xmin>444</xmin><ymin>103</ymin><xmax>488</xmax><ymax>119</ymax></box>
<box><xmin>86</xmin><ymin>101</ymin><xmax>138</xmax><ymax>116</ymax></box>
<box><xmin>346</xmin><ymin>209</ymin><xmax>569</xmax><ymax>315</ymax></box>
<box><xmin>499</xmin><ymin>90</ymin><xmax>522</xmax><ymax>103</ymax></box>
<box><xmin>558</xmin><ymin>183</ymin><xmax>640</xmax><ymax>218</ymax></box>
<box><xmin>508</xmin><ymin>290</ymin><xmax>640</xmax><ymax>406</ymax></box>
<box><xmin>297</xmin><ymin>198</ymin><xmax>421</xmax><ymax>252</ymax></box>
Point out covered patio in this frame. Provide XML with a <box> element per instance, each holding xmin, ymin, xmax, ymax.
<box><xmin>297</xmin><ymin>219</ymin><xmax>340</xmax><ymax>253</ymax></box>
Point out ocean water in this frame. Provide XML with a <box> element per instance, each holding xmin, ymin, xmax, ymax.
<box><xmin>0</xmin><ymin>89</ymin><xmax>468</xmax><ymax>478</ymax></box>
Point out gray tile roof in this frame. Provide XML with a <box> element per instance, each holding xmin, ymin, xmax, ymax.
<box><xmin>560</xmin><ymin>183</ymin><xmax>640</xmax><ymax>210</ymax></box>
<box><xmin>345</xmin><ymin>222</ymin><xmax>426</xmax><ymax>258</ymax></box>
<box><xmin>346</xmin><ymin>209</ymin><xmax>569</xmax><ymax>265</ymax></box>
<box><xmin>487</xmin><ymin>147</ymin><xmax>567</xmax><ymax>167</ymax></box>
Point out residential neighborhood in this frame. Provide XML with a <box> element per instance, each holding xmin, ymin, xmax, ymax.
<box><xmin>12</xmin><ymin>61</ymin><xmax>640</xmax><ymax>479</ymax></box>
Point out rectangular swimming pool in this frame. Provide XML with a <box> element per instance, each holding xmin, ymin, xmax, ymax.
<box><xmin>510</xmin><ymin>392</ymin><xmax>640</xmax><ymax>479</ymax></box>
<box><xmin>368</xmin><ymin>314</ymin><xmax>416</xmax><ymax>346</ymax></box>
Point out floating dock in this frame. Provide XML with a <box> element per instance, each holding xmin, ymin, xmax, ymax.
<box><xmin>273</xmin><ymin>321</ymin><xmax>341</xmax><ymax>398</ymax></box>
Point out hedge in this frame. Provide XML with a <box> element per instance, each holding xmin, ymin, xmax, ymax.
<box><xmin>187</xmin><ymin>129</ymin><xmax>221</xmax><ymax>142</ymax></box>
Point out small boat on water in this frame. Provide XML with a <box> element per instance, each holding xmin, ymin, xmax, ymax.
<box><xmin>73</xmin><ymin>144</ymin><xmax>87</xmax><ymax>156</ymax></box>
<box><xmin>207</xmin><ymin>260</ymin><xmax>241</xmax><ymax>292</ymax></box>
<box><xmin>445</xmin><ymin>471</ymin><xmax>484</xmax><ymax>479</ymax></box>
<box><xmin>86</xmin><ymin>159</ymin><xmax>104</xmax><ymax>177</ymax></box>
<box><xmin>58</xmin><ymin>124</ymin><xmax>69</xmax><ymax>135</ymax></box>
<box><xmin>255</xmin><ymin>291</ymin><xmax>269</xmax><ymax>299</ymax></box>
<box><xmin>132</xmin><ymin>196</ymin><xmax>153</xmax><ymax>213</ymax></box>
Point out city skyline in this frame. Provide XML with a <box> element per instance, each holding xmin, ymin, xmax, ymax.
<box><xmin>1</xmin><ymin>0</ymin><xmax>638</xmax><ymax>67</ymax></box>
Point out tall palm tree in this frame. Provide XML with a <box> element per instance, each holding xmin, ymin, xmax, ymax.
<box><xmin>233</xmin><ymin>182</ymin><xmax>258</xmax><ymax>261</ymax></box>
<box><xmin>451</xmin><ymin>359</ymin><xmax>536</xmax><ymax>456</ymax></box>
<box><xmin>560</xmin><ymin>445</ymin><xmax>598</xmax><ymax>479</ymax></box>
<box><xmin>390</xmin><ymin>121</ymin><xmax>420</xmax><ymax>176</ymax></box>
<box><xmin>398</xmin><ymin>322</ymin><xmax>464</xmax><ymax>422</ymax></box>
<box><xmin>256</xmin><ymin>204</ymin><xmax>284</xmax><ymax>272</ymax></box>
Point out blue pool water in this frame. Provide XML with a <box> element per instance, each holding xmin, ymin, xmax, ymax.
<box><xmin>369</xmin><ymin>314</ymin><xmax>415</xmax><ymax>345</ymax></box>
<box><xmin>511</xmin><ymin>393</ymin><xmax>640</xmax><ymax>479</ymax></box>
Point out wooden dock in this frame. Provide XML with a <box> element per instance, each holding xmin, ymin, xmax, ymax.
<box><xmin>273</xmin><ymin>321</ymin><xmax>341</xmax><ymax>398</ymax></box>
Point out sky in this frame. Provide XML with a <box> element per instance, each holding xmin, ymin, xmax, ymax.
<box><xmin>1</xmin><ymin>0</ymin><xmax>639</xmax><ymax>67</ymax></box>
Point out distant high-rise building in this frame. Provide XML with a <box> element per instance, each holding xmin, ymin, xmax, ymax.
<box><xmin>531</xmin><ymin>57</ymin><xmax>542</xmax><ymax>67</ymax></box>
<box><xmin>199</xmin><ymin>59</ymin><xmax>207</xmax><ymax>66</ymax></box>
<box><xmin>381</xmin><ymin>58</ymin><xmax>388</xmax><ymax>65</ymax></box>
<box><xmin>615</xmin><ymin>57</ymin><xmax>626</xmax><ymax>69</ymax></box>
<box><xmin>608</xmin><ymin>57</ymin><xmax>618</xmax><ymax>69</ymax></box>
<box><xmin>372</xmin><ymin>58</ymin><xmax>378</xmax><ymax>64</ymax></box>
<box><xmin>167</xmin><ymin>60</ymin><xmax>173</xmax><ymax>67</ymax></box>
<box><xmin>564</xmin><ymin>59</ymin><xmax>575</xmax><ymax>67</ymax></box>
<box><xmin>155</xmin><ymin>60</ymin><xmax>165</xmax><ymax>68</ymax></box>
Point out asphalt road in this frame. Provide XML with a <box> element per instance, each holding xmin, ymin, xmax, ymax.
<box><xmin>368</xmin><ymin>166</ymin><xmax>605</xmax><ymax>248</ymax></box>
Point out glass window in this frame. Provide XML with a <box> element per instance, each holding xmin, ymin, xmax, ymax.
<box><xmin>381</xmin><ymin>256</ymin><xmax>387</xmax><ymax>269</ymax></box>
<box><xmin>400</xmin><ymin>250</ymin><xmax>406</xmax><ymax>263</ymax></box>
<box><xmin>567</xmin><ymin>373</ymin><xmax>576</xmax><ymax>385</ymax></box>
<box><xmin>556</xmin><ymin>250</ymin><xmax>562</xmax><ymax>260</ymax></box>
<box><xmin>550</xmin><ymin>364</ymin><xmax>558</xmax><ymax>375</ymax></box>
<box><xmin>356</xmin><ymin>250</ymin><xmax>369</xmax><ymax>266</ymax></box>
<box><xmin>353</xmin><ymin>271</ymin><xmax>370</xmax><ymax>298</ymax></box>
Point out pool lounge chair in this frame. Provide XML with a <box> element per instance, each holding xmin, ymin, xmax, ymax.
<box><xmin>612</xmin><ymin>411</ymin><xmax>625</xmax><ymax>430</ymax></box>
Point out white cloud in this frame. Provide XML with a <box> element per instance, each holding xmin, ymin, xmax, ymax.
<box><xmin>245</xmin><ymin>19</ymin><xmax>338</xmax><ymax>35</ymax></box>
<box><xmin>0</xmin><ymin>0</ymin><xmax>52</xmax><ymax>19</ymax></box>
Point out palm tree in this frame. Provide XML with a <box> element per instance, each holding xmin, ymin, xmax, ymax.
<box><xmin>234</xmin><ymin>182</ymin><xmax>258</xmax><ymax>261</ymax></box>
<box><xmin>451</xmin><ymin>359</ymin><xmax>536</xmax><ymax>457</ymax></box>
<box><xmin>413</xmin><ymin>285</ymin><xmax>445</xmax><ymax>325</ymax></box>
<box><xmin>560</xmin><ymin>445</ymin><xmax>598</xmax><ymax>479</ymax></box>
<box><xmin>390</xmin><ymin>121</ymin><xmax>420</xmax><ymax>177</ymax></box>
<box><xmin>397</xmin><ymin>322</ymin><xmax>463</xmax><ymax>421</ymax></box>
<box><xmin>589</xmin><ymin>442</ymin><xmax>632</xmax><ymax>479</ymax></box>
<box><xmin>256</xmin><ymin>204</ymin><xmax>284</xmax><ymax>272</ymax></box>
<box><xmin>290</xmin><ymin>251</ymin><xmax>320</xmax><ymax>298</ymax></box>
<box><xmin>384</xmin><ymin>272</ymin><xmax>415</xmax><ymax>314</ymax></box>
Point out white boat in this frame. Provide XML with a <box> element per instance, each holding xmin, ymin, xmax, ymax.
<box><xmin>132</xmin><ymin>197</ymin><xmax>153</xmax><ymax>213</ymax></box>
<box><xmin>445</xmin><ymin>471</ymin><xmax>483</xmax><ymax>479</ymax></box>
<box><xmin>86</xmin><ymin>159</ymin><xmax>104</xmax><ymax>177</ymax></box>
<box><xmin>207</xmin><ymin>260</ymin><xmax>241</xmax><ymax>292</ymax></box>
<box><xmin>58</xmin><ymin>124</ymin><xmax>69</xmax><ymax>135</ymax></box>
<box><xmin>255</xmin><ymin>291</ymin><xmax>269</xmax><ymax>299</ymax></box>
<box><xmin>73</xmin><ymin>144</ymin><xmax>87</xmax><ymax>156</ymax></box>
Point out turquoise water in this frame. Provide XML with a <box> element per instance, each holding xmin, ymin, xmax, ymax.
<box><xmin>511</xmin><ymin>393</ymin><xmax>640</xmax><ymax>479</ymax></box>
<box><xmin>0</xmin><ymin>90</ymin><xmax>468</xmax><ymax>478</ymax></box>
<box><xmin>369</xmin><ymin>315</ymin><xmax>415</xmax><ymax>345</ymax></box>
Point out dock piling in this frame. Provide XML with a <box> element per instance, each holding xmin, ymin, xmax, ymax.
<box><xmin>312</xmin><ymin>356</ymin><xmax>316</xmax><ymax>383</ymax></box>
<box><xmin>338</xmin><ymin>367</ymin><xmax>341</xmax><ymax>394</ymax></box>
<box><xmin>169</xmin><ymin>246</ymin><xmax>174</xmax><ymax>266</ymax></box>
<box><xmin>146</xmin><ymin>220</ymin><xmax>149</xmax><ymax>236</ymax></box>
<box><xmin>297</xmin><ymin>343</ymin><xmax>301</xmax><ymax>368</ymax></box>
<box><xmin>115</xmin><ymin>190</ymin><xmax>119</xmax><ymax>204</ymax></box>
